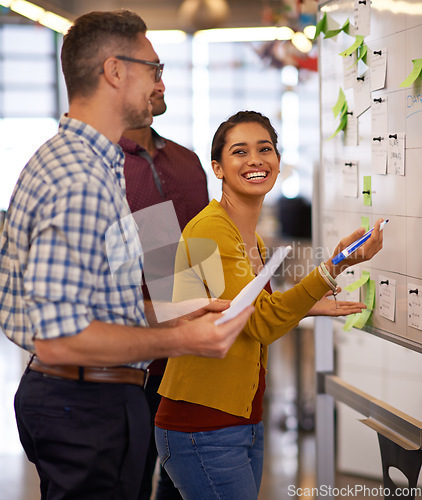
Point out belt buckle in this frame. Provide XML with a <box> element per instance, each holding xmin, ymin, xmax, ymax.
<box><xmin>143</xmin><ymin>368</ymin><xmax>150</xmax><ymax>389</ymax></box>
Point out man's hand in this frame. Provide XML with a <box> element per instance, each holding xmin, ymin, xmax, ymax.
<box><xmin>173</xmin><ymin>299</ymin><xmax>231</xmax><ymax>324</ymax></box>
<box><xmin>34</xmin><ymin>304</ymin><xmax>254</xmax><ymax>366</ymax></box>
<box><xmin>175</xmin><ymin>305</ymin><xmax>254</xmax><ymax>359</ymax></box>
<box><xmin>144</xmin><ymin>298</ymin><xmax>231</xmax><ymax>327</ymax></box>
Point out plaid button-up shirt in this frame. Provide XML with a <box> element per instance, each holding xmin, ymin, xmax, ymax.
<box><xmin>0</xmin><ymin>115</ymin><xmax>149</xmax><ymax>369</ymax></box>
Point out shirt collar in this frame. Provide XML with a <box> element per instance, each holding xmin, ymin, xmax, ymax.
<box><xmin>59</xmin><ymin>114</ymin><xmax>125</xmax><ymax>169</ymax></box>
<box><xmin>118</xmin><ymin>128</ymin><xmax>166</xmax><ymax>155</ymax></box>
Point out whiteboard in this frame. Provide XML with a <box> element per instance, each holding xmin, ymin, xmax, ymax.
<box><xmin>318</xmin><ymin>0</ymin><xmax>422</xmax><ymax>352</ymax></box>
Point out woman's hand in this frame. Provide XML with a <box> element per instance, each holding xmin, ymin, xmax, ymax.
<box><xmin>306</xmin><ymin>292</ymin><xmax>367</xmax><ymax>317</ymax></box>
<box><xmin>325</xmin><ymin>218</ymin><xmax>384</xmax><ymax>279</ymax></box>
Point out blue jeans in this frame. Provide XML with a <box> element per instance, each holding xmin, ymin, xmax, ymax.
<box><xmin>155</xmin><ymin>422</ymin><xmax>264</xmax><ymax>500</ymax></box>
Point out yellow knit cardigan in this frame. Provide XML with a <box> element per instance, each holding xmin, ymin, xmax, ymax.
<box><xmin>158</xmin><ymin>199</ymin><xmax>330</xmax><ymax>418</ymax></box>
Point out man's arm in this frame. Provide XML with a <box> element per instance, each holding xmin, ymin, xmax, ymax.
<box><xmin>34</xmin><ymin>305</ymin><xmax>254</xmax><ymax>366</ymax></box>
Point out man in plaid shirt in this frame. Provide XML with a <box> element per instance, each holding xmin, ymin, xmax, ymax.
<box><xmin>0</xmin><ymin>10</ymin><xmax>252</xmax><ymax>499</ymax></box>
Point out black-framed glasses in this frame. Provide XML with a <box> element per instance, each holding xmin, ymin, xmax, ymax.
<box><xmin>115</xmin><ymin>55</ymin><xmax>164</xmax><ymax>82</ymax></box>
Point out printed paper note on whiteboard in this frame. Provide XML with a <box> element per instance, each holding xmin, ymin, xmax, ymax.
<box><xmin>378</xmin><ymin>275</ymin><xmax>396</xmax><ymax>322</ymax></box>
<box><xmin>215</xmin><ymin>245</ymin><xmax>292</xmax><ymax>325</ymax></box>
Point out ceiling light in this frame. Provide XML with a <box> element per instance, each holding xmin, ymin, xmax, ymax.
<box><xmin>195</xmin><ymin>26</ymin><xmax>290</xmax><ymax>43</ymax></box>
<box><xmin>39</xmin><ymin>11</ymin><xmax>72</xmax><ymax>33</ymax></box>
<box><xmin>10</xmin><ymin>0</ymin><xmax>43</xmax><ymax>21</ymax></box>
<box><xmin>147</xmin><ymin>30</ymin><xmax>187</xmax><ymax>44</ymax></box>
<box><xmin>303</xmin><ymin>25</ymin><xmax>316</xmax><ymax>39</ymax></box>
<box><xmin>276</xmin><ymin>26</ymin><xmax>294</xmax><ymax>40</ymax></box>
<box><xmin>291</xmin><ymin>32</ymin><xmax>313</xmax><ymax>53</ymax></box>
<box><xmin>1</xmin><ymin>0</ymin><xmax>72</xmax><ymax>34</ymax></box>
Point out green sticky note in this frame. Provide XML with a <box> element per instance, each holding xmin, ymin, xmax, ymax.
<box><xmin>353</xmin><ymin>279</ymin><xmax>375</xmax><ymax>329</ymax></box>
<box><xmin>324</xmin><ymin>18</ymin><xmax>350</xmax><ymax>39</ymax></box>
<box><xmin>352</xmin><ymin>307</ymin><xmax>372</xmax><ymax>329</ymax></box>
<box><xmin>363</xmin><ymin>176</ymin><xmax>372</xmax><ymax>206</ymax></box>
<box><xmin>367</xmin><ymin>279</ymin><xmax>376</xmax><ymax>311</ymax></box>
<box><xmin>326</xmin><ymin>113</ymin><xmax>348</xmax><ymax>141</ymax></box>
<box><xmin>361</xmin><ymin>216</ymin><xmax>370</xmax><ymax>232</ymax></box>
<box><xmin>343</xmin><ymin>313</ymin><xmax>357</xmax><ymax>332</ymax></box>
<box><xmin>343</xmin><ymin>278</ymin><xmax>375</xmax><ymax>331</ymax></box>
<box><xmin>399</xmin><ymin>58</ymin><xmax>422</xmax><ymax>88</ymax></box>
<box><xmin>332</xmin><ymin>87</ymin><xmax>346</xmax><ymax>117</ymax></box>
<box><xmin>357</xmin><ymin>44</ymin><xmax>368</xmax><ymax>64</ymax></box>
<box><xmin>339</xmin><ymin>35</ymin><xmax>364</xmax><ymax>58</ymax></box>
<box><xmin>314</xmin><ymin>12</ymin><xmax>328</xmax><ymax>39</ymax></box>
<box><xmin>344</xmin><ymin>270</ymin><xmax>370</xmax><ymax>293</ymax></box>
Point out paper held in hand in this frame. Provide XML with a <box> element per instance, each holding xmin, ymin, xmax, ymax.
<box><xmin>215</xmin><ymin>245</ymin><xmax>292</xmax><ymax>325</ymax></box>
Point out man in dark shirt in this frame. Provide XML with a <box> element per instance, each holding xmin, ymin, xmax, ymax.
<box><xmin>119</xmin><ymin>77</ymin><xmax>209</xmax><ymax>500</ymax></box>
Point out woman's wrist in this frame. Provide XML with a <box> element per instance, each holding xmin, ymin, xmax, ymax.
<box><xmin>318</xmin><ymin>261</ymin><xmax>339</xmax><ymax>295</ymax></box>
<box><xmin>323</xmin><ymin>259</ymin><xmax>342</xmax><ymax>280</ymax></box>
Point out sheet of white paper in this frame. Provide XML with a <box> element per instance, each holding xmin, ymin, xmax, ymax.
<box><xmin>378</xmin><ymin>275</ymin><xmax>396</xmax><ymax>322</ymax></box>
<box><xmin>372</xmin><ymin>150</ymin><xmax>387</xmax><ymax>175</ymax></box>
<box><xmin>343</xmin><ymin>52</ymin><xmax>358</xmax><ymax>89</ymax></box>
<box><xmin>342</xmin><ymin>161</ymin><xmax>358</xmax><ymax>197</ymax></box>
<box><xmin>371</xmin><ymin>96</ymin><xmax>388</xmax><ymax>139</ymax></box>
<box><xmin>215</xmin><ymin>245</ymin><xmax>292</xmax><ymax>325</ymax></box>
<box><xmin>354</xmin><ymin>0</ymin><xmax>371</xmax><ymax>36</ymax></box>
<box><xmin>407</xmin><ymin>283</ymin><xmax>422</xmax><ymax>331</ymax></box>
<box><xmin>371</xmin><ymin>96</ymin><xmax>388</xmax><ymax>174</ymax></box>
<box><xmin>354</xmin><ymin>70</ymin><xmax>371</xmax><ymax>117</ymax></box>
<box><xmin>344</xmin><ymin>112</ymin><xmax>358</xmax><ymax>146</ymax></box>
<box><xmin>387</xmin><ymin>132</ymin><xmax>405</xmax><ymax>175</ymax></box>
<box><xmin>369</xmin><ymin>48</ymin><xmax>387</xmax><ymax>91</ymax></box>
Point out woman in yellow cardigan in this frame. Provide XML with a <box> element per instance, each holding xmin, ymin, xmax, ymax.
<box><xmin>155</xmin><ymin>111</ymin><xmax>383</xmax><ymax>500</ymax></box>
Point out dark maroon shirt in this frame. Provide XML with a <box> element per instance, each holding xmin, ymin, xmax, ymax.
<box><xmin>119</xmin><ymin>130</ymin><xmax>209</xmax><ymax>375</ymax></box>
<box><xmin>119</xmin><ymin>131</ymin><xmax>208</xmax><ymax>231</ymax></box>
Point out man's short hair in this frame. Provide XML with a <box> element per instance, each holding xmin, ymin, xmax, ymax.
<box><xmin>61</xmin><ymin>10</ymin><xmax>147</xmax><ymax>102</ymax></box>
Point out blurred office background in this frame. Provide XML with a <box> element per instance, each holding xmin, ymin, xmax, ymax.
<box><xmin>1</xmin><ymin>1</ymin><xmax>419</xmax><ymax>498</ymax></box>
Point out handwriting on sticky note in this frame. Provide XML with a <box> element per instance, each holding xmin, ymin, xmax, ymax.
<box><xmin>387</xmin><ymin>133</ymin><xmax>405</xmax><ymax>175</ymax></box>
<box><xmin>408</xmin><ymin>284</ymin><xmax>422</xmax><ymax>331</ymax></box>
<box><xmin>378</xmin><ymin>276</ymin><xmax>396</xmax><ymax>322</ymax></box>
<box><xmin>354</xmin><ymin>0</ymin><xmax>371</xmax><ymax>37</ymax></box>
